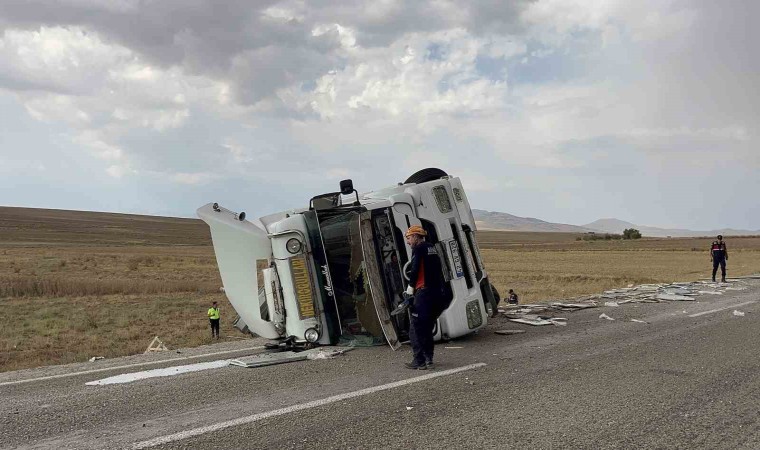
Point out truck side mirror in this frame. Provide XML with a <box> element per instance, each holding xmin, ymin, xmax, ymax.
<box><xmin>339</xmin><ymin>179</ymin><xmax>354</xmax><ymax>195</ymax></box>
<box><xmin>339</xmin><ymin>179</ymin><xmax>360</xmax><ymax>206</ymax></box>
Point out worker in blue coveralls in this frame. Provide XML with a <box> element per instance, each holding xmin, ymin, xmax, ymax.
<box><xmin>402</xmin><ymin>225</ymin><xmax>447</xmax><ymax>370</ymax></box>
<box><xmin>710</xmin><ymin>235</ymin><xmax>729</xmax><ymax>282</ymax></box>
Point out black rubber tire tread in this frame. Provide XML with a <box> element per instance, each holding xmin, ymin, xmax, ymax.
<box><xmin>490</xmin><ymin>285</ymin><xmax>501</xmax><ymax>303</ymax></box>
<box><xmin>404</xmin><ymin>168</ymin><xmax>448</xmax><ymax>184</ymax></box>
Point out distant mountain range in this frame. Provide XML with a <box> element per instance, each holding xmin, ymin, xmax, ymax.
<box><xmin>473</xmin><ymin>209</ymin><xmax>597</xmax><ymax>233</ymax></box>
<box><xmin>580</xmin><ymin>218</ymin><xmax>759</xmax><ymax>238</ymax></box>
<box><xmin>474</xmin><ymin>210</ymin><xmax>759</xmax><ymax>237</ymax></box>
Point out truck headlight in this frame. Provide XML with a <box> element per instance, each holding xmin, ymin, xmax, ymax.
<box><xmin>286</xmin><ymin>238</ymin><xmax>302</xmax><ymax>254</ymax></box>
<box><xmin>304</xmin><ymin>328</ymin><xmax>320</xmax><ymax>343</ymax></box>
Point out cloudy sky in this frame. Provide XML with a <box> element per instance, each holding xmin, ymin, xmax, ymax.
<box><xmin>0</xmin><ymin>0</ymin><xmax>757</xmax><ymax>230</ymax></box>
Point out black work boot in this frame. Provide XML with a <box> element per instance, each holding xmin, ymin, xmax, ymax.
<box><xmin>404</xmin><ymin>361</ymin><xmax>427</xmax><ymax>370</ymax></box>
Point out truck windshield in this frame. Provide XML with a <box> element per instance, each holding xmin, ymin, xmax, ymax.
<box><xmin>317</xmin><ymin>209</ymin><xmax>386</xmax><ymax>345</ymax></box>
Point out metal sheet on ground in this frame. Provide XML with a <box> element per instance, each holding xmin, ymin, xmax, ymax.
<box><xmin>508</xmin><ymin>317</ymin><xmax>554</xmax><ymax>326</ymax></box>
<box><xmin>229</xmin><ymin>347</ymin><xmax>352</xmax><ymax>368</ymax></box>
<box><xmin>494</xmin><ymin>329</ymin><xmax>527</xmax><ymax>335</ymax></box>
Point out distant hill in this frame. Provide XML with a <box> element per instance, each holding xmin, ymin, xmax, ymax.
<box><xmin>582</xmin><ymin>218</ymin><xmax>759</xmax><ymax>237</ymax></box>
<box><xmin>0</xmin><ymin>206</ymin><xmax>210</xmax><ymax>246</ymax></box>
<box><xmin>473</xmin><ymin>209</ymin><xmax>596</xmax><ymax>233</ymax></box>
<box><xmin>473</xmin><ymin>209</ymin><xmax>758</xmax><ymax>237</ymax></box>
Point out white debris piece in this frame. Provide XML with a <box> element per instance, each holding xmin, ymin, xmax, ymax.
<box><xmin>88</xmin><ymin>356</ymin><xmax>105</xmax><ymax>362</ymax></box>
<box><xmin>306</xmin><ymin>348</ymin><xmax>351</xmax><ymax>360</ymax></box>
<box><xmin>508</xmin><ymin>316</ymin><xmax>554</xmax><ymax>326</ymax></box>
<box><xmin>733</xmin><ymin>310</ymin><xmax>745</xmax><ymax>317</ymax></box>
<box><xmin>599</xmin><ymin>313</ymin><xmax>615</xmax><ymax>321</ymax></box>
<box><xmin>86</xmin><ymin>360</ymin><xmax>229</xmax><ymax>386</ymax></box>
<box><xmin>657</xmin><ymin>293</ymin><xmax>694</xmax><ymax>301</ymax></box>
<box><xmin>604</xmin><ymin>301</ymin><xmax>620</xmax><ymax>307</ymax></box>
<box><xmin>549</xmin><ymin>302</ymin><xmax>598</xmax><ymax>312</ymax></box>
<box><xmin>630</xmin><ymin>319</ymin><xmax>648</xmax><ymax>324</ymax></box>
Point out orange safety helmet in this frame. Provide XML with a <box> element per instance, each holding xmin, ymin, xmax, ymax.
<box><xmin>405</xmin><ymin>225</ymin><xmax>428</xmax><ymax>237</ymax></box>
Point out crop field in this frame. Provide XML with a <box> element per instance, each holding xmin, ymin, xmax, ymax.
<box><xmin>1</xmin><ymin>206</ymin><xmax>759</xmax><ymax>372</ymax></box>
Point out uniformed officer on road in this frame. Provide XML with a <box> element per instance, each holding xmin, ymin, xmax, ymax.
<box><xmin>710</xmin><ymin>235</ymin><xmax>729</xmax><ymax>282</ymax></box>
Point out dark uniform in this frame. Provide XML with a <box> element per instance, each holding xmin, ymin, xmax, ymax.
<box><xmin>407</xmin><ymin>241</ymin><xmax>447</xmax><ymax>368</ymax></box>
<box><xmin>710</xmin><ymin>237</ymin><xmax>728</xmax><ymax>282</ymax></box>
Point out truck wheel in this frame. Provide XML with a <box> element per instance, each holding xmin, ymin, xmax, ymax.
<box><xmin>480</xmin><ymin>279</ymin><xmax>500</xmax><ymax>318</ymax></box>
<box><xmin>490</xmin><ymin>285</ymin><xmax>501</xmax><ymax>304</ymax></box>
<box><xmin>404</xmin><ymin>168</ymin><xmax>448</xmax><ymax>184</ymax></box>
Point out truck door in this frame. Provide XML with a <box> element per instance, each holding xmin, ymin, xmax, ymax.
<box><xmin>359</xmin><ymin>211</ymin><xmax>402</xmax><ymax>350</ymax></box>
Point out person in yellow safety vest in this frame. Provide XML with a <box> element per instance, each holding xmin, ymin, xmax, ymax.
<box><xmin>208</xmin><ymin>301</ymin><xmax>221</xmax><ymax>339</ymax></box>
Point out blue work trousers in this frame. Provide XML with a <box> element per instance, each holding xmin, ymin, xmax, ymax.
<box><xmin>712</xmin><ymin>258</ymin><xmax>727</xmax><ymax>280</ymax></box>
<box><xmin>409</xmin><ymin>288</ymin><xmax>440</xmax><ymax>365</ymax></box>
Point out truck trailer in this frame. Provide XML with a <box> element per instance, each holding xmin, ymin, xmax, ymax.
<box><xmin>197</xmin><ymin>168</ymin><xmax>499</xmax><ymax>350</ymax></box>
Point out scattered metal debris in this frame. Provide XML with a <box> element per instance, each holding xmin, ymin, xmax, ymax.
<box><xmin>506</xmin><ymin>315</ymin><xmax>567</xmax><ymax>326</ymax></box>
<box><xmin>230</xmin><ymin>347</ymin><xmax>353</xmax><ymax>368</ymax></box>
<box><xmin>550</xmin><ymin>302</ymin><xmax>599</xmax><ymax>311</ymax></box>
<box><xmin>306</xmin><ymin>348</ymin><xmax>352</xmax><ymax>360</ymax></box>
<box><xmin>497</xmin><ymin>277</ymin><xmax>756</xmax><ymax>328</ymax></box>
<box><xmin>656</xmin><ymin>293</ymin><xmax>694</xmax><ymax>301</ymax></box>
<box><xmin>88</xmin><ymin>356</ymin><xmax>105</xmax><ymax>362</ymax></box>
<box><xmin>494</xmin><ymin>329</ymin><xmax>526</xmax><ymax>335</ymax></box>
<box><xmin>505</xmin><ymin>315</ymin><xmax>550</xmax><ymax>326</ymax></box>
<box><xmin>733</xmin><ymin>310</ymin><xmax>746</xmax><ymax>317</ymax></box>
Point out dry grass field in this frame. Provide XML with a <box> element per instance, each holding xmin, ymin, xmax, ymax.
<box><xmin>0</xmin><ymin>207</ymin><xmax>230</xmax><ymax>372</ymax></box>
<box><xmin>1</xmin><ymin>206</ymin><xmax>759</xmax><ymax>372</ymax></box>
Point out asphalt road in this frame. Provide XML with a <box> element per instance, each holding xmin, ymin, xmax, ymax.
<box><xmin>2</xmin><ymin>280</ymin><xmax>759</xmax><ymax>449</ymax></box>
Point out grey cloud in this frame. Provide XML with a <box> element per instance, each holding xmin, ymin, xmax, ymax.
<box><xmin>0</xmin><ymin>0</ymin><xmax>531</xmax><ymax>106</ymax></box>
<box><xmin>0</xmin><ymin>0</ymin><xmax>330</xmax><ymax>103</ymax></box>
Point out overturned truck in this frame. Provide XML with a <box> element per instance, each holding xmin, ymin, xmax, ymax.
<box><xmin>198</xmin><ymin>168</ymin><xmax>499</xmax><ymax>350</ymax></box>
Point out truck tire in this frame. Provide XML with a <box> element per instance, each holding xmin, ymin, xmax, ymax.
<box><xmin>490</xmin><ymin>285</ymin><xmax>501</xmax><ymax>312</ymax></box>
<box><xmin>480</xmin><ymin>279</ymin><xmax>500</xmax><ymax>318</ymax></box>
<box><xmin>404</xmin><ymin>168</ymin><xmax>448</xmax><ymax>184</ymax></box>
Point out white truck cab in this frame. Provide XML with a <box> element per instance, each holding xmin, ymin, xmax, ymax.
<box><xmin>198</xmin><ymin>168</ymin><xmax>499</xmax><ymax>350</ymax></box>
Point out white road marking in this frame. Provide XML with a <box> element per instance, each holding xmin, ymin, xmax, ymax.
<box><xmin>132</xmin><ymin>362</ymin><xmax>487</xmax><ymax>449</ymax></box>
<box><xmin>688</xmin><ymin>301</ymin><xmax>757</xmax><ymax>318</ymax></box>
<box><xmin>85</xmin><ymin>360</ymin><xmax>230</xmax><ymax>386</ymax></box>
<box><xmin>0</xmin><ymin>346</ymin><xmax>264</xmax><ymax>387</ymax></box>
